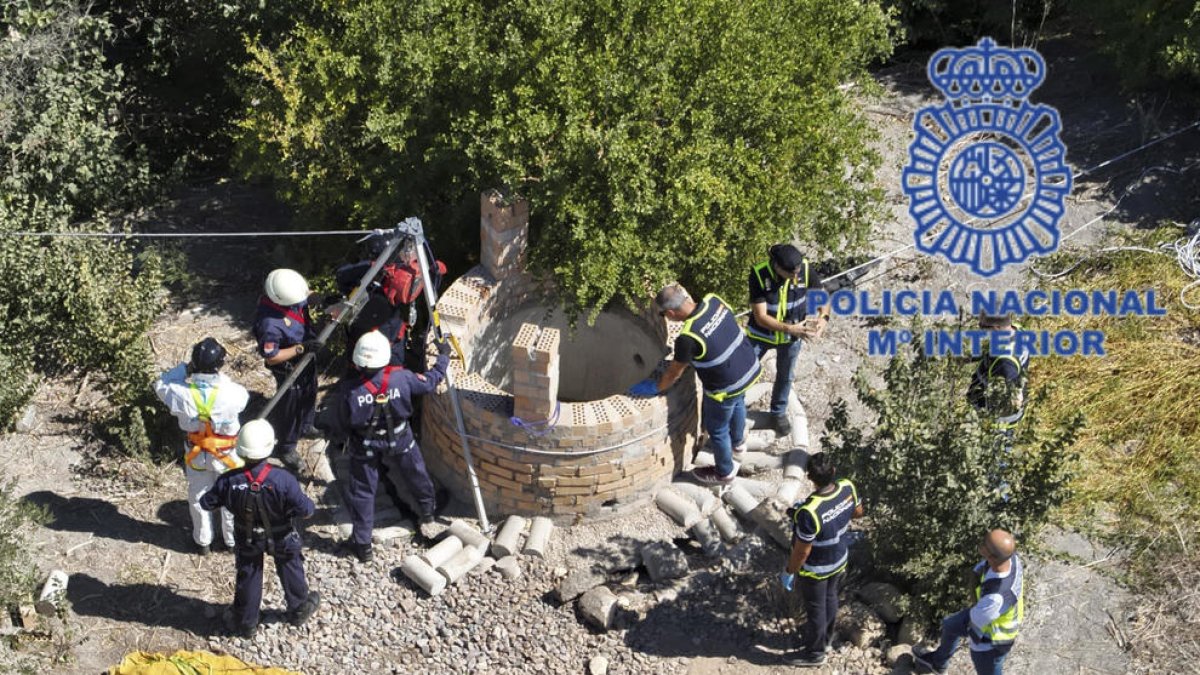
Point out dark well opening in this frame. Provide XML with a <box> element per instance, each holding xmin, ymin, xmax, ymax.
<box><xmin>469</xmin><ymin>304</ymin><xmax>666</xmax><ymax>402</ymax></box>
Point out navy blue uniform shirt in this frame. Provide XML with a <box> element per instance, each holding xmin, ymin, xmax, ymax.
<box><xmin>253</xmin><ymin>299</ymin><xmax>316</xmax><ymax>361</ymax></box>
<box><xmin>327</xmin><ymin>354</ymin><xmax>449</xmax><ymax>443</ymax></box>
<box><xmin>200</xmin><ymin>462</ymin><xmax>315</xmax><ymax>530</ymax></box>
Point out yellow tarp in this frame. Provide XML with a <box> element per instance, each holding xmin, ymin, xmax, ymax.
<box><xmin>109</xmin><ymin>650</ymin><xmax>301</xmax><ymax>675</ymax></box>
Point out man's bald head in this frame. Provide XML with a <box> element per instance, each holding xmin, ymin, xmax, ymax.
<box><xmin>981</xmin><ymin>529</ymin><xmax>1016</xmax><ymax>565</ymax></box>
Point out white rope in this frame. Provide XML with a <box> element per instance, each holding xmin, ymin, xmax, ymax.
<box><xmin>1</xmin><ymin>228</ymin><xmax>373</xmax><ymax>238</ymax></box>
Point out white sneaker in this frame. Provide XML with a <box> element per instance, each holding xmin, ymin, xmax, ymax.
<box><xmin>732</xmin><ymin>443</ymin><xmax>748</xmax><ymax>459</ymax></box>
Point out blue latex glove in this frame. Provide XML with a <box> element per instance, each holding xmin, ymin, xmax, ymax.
<box><xmin>779</xmin><ymin>571</ymin><xmax>795</xmax><ymax>592</ymax></box>
<box><xmin>628</xmin><ymin>379</ymin><xmax>659</xmax><ymax>397</ymax></box>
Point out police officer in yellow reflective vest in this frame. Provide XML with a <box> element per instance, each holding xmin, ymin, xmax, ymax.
<box><xmin>630</xmin><ymin>283</ymin><xmax>761</xmax><ymax>485</ymax></box>
<box><xmin>779</xmin><ymin>453</ymin><xmax>863</xmax><ymax>667</ymax></box>
<box><xmin>153</xmin><ymin>338</ymin><xmax>250</xmax><ymax>555</ymax></box>
<box><xmin>746</xmin><ymin>244</ymin><xmax>830</xmax><ymax>436</ymax></box>
<box><xmin>966</xmin><ymin>313</ymin><xmax>1029</xmax><ymax>430</ymax></box>
<box><xmin>914</xmin><ymin>529</ymin><xmax>1024</xmax><ymax>675</ymax></box>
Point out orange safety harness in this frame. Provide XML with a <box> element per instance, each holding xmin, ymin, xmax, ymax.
<box><xmin>184</xmin><ymin>383</ymin><xmax>244</xmax><ymax>472</ymax></box>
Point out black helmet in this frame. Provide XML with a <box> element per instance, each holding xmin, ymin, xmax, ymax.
<box><xmin>190</xmin><ymin>338</ymin><xmax>226</xmax><ymax>374</ymax></box>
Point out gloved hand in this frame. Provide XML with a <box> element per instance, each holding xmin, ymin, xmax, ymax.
<box><xmin>435</xmin><ymin>336</ymin><xmax>451</xmax><ymax>356</ymax></box>
<box><xmin>628</xmin><ymin>379</ymin><xmax>659</xmax><ymax>397</ymax></box>
<box><xmin>779</xmin><ymin>571</ymin><xmax>795</xmax><ymax>592</ymax></box>
<box><xmin>300</xmin><ymin>339</ymin><xmax>325</xmax><ymax>355</ymax></box>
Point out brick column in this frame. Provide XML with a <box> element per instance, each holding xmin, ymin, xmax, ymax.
<box><xmin>511</xmin><ymin>323</ymin><xmax>560</xmax><ymax>423</ymax></box>
<box><xmin>481</xmin><ymin>189</ymin><xmax>529</xmax><ymax>279</ymax></box>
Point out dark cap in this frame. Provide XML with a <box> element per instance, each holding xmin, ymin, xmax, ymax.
<box><xmin>769</xmin><ymin>244</ymin><xmax>805</xmax><ymax>273</ymax></box>
<box><xmin>979</xmin><ymin>312</ymin><xmax>1014</xmax><ymax>329</ymax></box>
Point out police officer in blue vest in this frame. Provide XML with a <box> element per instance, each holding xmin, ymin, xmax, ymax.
<box><xmin>914</xmin><ymin>529</ymin><xmax>1024</xmax><ymax>675</ymax></box>
<box><xmin>631</xmin><ymin>283</ymin><xmax>762</xmax><ymax>485</ymax></box>
<box><xmin>746</xmin><ymin>244</ymin><xmax>830</xmax><ymax>436</ymax></box>
<box><xmin>253</xmin><ymin>269</ymin><xmax>323</xmax><ymax>472</ymax></box>
<box><xmin>967</xmin><ymin>313</ymin><xmax>1029</xmax><ymax>429</ymax></box>
<box><xmin>199</xmin><ymin>420</ymin><xmax>320</xmax><ymax>639</ymax></box>
<box><xmin>779</xmin><ymin>453</ymin><xmax>864</xmax><ymax>667</ymax></box>
<box><xmin>327</xmin><ymin>330</ymin><xmax>450</xmax><ymax>562</ymax></box>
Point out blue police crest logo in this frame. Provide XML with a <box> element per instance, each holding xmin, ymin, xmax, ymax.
<box><xmin>903</xmin><ymin>38</ymin><xmax>1072</xmax><ymax>276</ymax></box>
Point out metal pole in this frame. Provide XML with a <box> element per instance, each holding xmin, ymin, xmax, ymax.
<box><xmin>397</xmin><ymin>217</ymin><xmax>493</xmax><ymax>533</ymax></box>
<box><xmin>257</xmin><ymin>232</ymin><xmax>407</xmax><ymax>421</ymax></box>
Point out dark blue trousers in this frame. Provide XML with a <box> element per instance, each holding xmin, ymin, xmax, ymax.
<box><xmin>268</xmin><ymin>365</ymin><xmax>317</xmax><ymax>456</ymax></box>
<box><xmin>798</xmin><ymin>570</ymin><xmax>842</xmax><ymax>656</ymax></box>
<box><xmin>232</xmin><ymin>531</ymin><xmax>308</xmax><ymax>630</ymax></box>
<box><xmin>346</xmin><ymin>435</ymin><xmax>436</xmax><ymax>546</ymax></box>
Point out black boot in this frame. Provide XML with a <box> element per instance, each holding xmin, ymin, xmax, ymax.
<box><xmin>290</xmin><ymin>591</ymin><xmax>321</xmax><ymax>627</ymax></box>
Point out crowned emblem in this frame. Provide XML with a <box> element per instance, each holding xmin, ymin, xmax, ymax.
<box><xmin>902</xmin><ymin>38</ymin><xmax>1072</xmax><ymax>276</ymax></box>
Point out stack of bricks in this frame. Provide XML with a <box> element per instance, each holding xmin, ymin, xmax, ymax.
<box><xmin>510</xmin><ymin>323</ymin><xmax>560</xmax><ymax>424</ymax></box>
<box><xmin>480</xmin><ymin>189</ymin><xmax>528</xmax><ymax>280</ymax></box>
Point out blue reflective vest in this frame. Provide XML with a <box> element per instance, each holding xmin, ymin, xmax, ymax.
<box><xmin>791</xmin><ymin>478</ymin><xmax>859</xmax><ymax>579</ymax></box>
<box><xmin>747</xmin><ymin>259</ymin><xmax>811</xmax><ymax>345</ymax></box>
<box><xmin>679</xmin><ymin>295</ymin><xmax>762</xmax><ymax>401</ymax></box>
<box><xmin>971</xmin><ymin>554</ymin><xmax>1024</xmax><ymax>646</ymax></box>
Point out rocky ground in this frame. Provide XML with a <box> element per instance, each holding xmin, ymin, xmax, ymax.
<box><xmin>4</xmin><ymin>31</ymin><xmax>1195</xmax><ymax>675</ymax></box>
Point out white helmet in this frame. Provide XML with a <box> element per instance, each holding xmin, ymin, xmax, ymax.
<box><xmin>264</xmin><ymin>269</ymin><xmax>309</xmax><ymax>306</ymax></box>
<box><xmin>237</xmin><ymin>419</ymin><xmax>276</xmax><ymax>461</ymax></box>
<box><xmin>353</xmin><ymin>330</ymin><xmax>391</xmax><ymax>369</ymax></box>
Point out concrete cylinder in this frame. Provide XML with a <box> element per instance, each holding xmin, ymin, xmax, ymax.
<box><xmin>578</xmin><ymin>586</ymin><xmax>619</xmax><ymax>631</ymax></box>
<box><xmin>710</xmin><ymin>506</ymin><xmax>741</xmax><ymax>543</ymax></box>
<box><xmin>689</xmin><ymin>520</ymin><xmax>721</xmax><ymax>556</ymax></box>
<box><xmin>723</xmin><ymin>484</ymin><xmax>759</xmax><ymax>518</ymax></box>
<box><xmin>437</xmin><ymin>545</ymin><xmax>486</xmax><ymax>584</ymax></box>
<box><xmin>524</xmin><ymin>516</ymin><xmax>554</xmax><ymax>557</ymax></box>
<box><xmin>655</xmin><ymin>488</ymin><xmax>702</xmax><ymax>528</ymax></box>
<box><xmin>495</xmin><ymin>555</ymin><xmax>522</xmax><ymax>580</ymax></box>
<box><xmin>448</xmin><ymin>520</ymin><xmax>490</xmax><ymax>550</ymax></box>
<box><xmin>775</xmin><ymin>479</ymin><xmax>804</xmax><ymax>505</ymax></box>
<box><xmin>783</xmin><ymin>449</ymin><xmax>808</xmax><ymax>480</ymax></box>
<box><xmin>491</xmin><ymin>515</ymin><xmax>527</xmax><ymax>558</ymax></box>
<box><xmin>671</xmin><ymin>482</ymin><xmax>716</xmax><ymax>513</ymax></box>
<box><xmin>402</xmin><ymin>555</ymin><xmax>447</xmax><ymax>596</ymax></box>
<box><xmin>419</xmin><ymin>535</ymin><xmax>464</xmax><ymax>568</ymax></box>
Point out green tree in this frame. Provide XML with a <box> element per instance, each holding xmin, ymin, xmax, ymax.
<box><xmin>235</xmin><ymin>0</ymin><xmax>894</xmax><ymax>314</ymax></box>
<box><xmin>1078</xmin><ymin>0</ymin><xmax>1200</xmax><ymax>89</ymax></box>
<box><xmin>822</xmin><ymin>334</ymin><xmax>1080</xmax><ymax>619</ymax></box>
<box><xmin>0</xmin><ymin>1</ymin><xmax>164</xmax><ymax>452</ymax></box>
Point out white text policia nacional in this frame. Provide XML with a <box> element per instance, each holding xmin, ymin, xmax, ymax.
<box><xmin>807</xmin><ymin>289</ymin><xmax>1167</xmax><ymax>358</ymax></box>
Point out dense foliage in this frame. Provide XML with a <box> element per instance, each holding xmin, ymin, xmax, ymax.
<box><xmin>823</xmin><ymin>333</ymin><xmax>1081</xmax><ymax>619</ymax></box>
<box><xmin>235</xmin><ymin>0</ymin><xmax>894</xmax><ymax>314</ymax></box>
<box><xmin>0</xmin><ymin>1</ymin><xmax>164</xmax><ymax>452</ymax></box>
<box><xmin>1080</xmin><ymin>0</ymin><xmax>1200</xmax><ymax>89</ymax></box>
<box><xmin>887</xmin><ymin>0</ymin><xmax>1054</xmax><ymax>46</ymax></box>
<box><xmin>0</xmin><ymin>480</ymin><xmax>44</xmax><ymax>606</ymax></box>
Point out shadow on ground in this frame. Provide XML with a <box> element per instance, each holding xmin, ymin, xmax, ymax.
<box><xmin>24</xmin><ymin>491</ymin><xmax>194</xmax><ymax>554</ymax></box>
<box><xmin>68</xmin><ymin>573</ymin><xmax>223</xmax><ymax>636</ymax></box>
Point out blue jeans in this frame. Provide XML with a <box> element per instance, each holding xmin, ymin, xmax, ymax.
<box><xmin>701</xmin><ymin>394</ymin><xmax>746</xmax><ymax>477</ymax></box>
<box><xmin>752</xmin><ymin>339</ymin><xmax>802</xmax><ymax>417</ymax></box>
<box><xmin>925</xmin><ymin>608</ymin><xmax>1012</xmax><ymax>675</ymax></box>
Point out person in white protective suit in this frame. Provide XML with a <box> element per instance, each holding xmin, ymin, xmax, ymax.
<box><xmin>153</xmin><ymin>337</ymin><xmax>250</xmax><ymax>555</ymax></box>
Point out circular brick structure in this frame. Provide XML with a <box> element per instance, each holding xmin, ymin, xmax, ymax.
<box><xmin>420</xmin><ymin>192</ymin><xmax>701</xmax><ymax>520</ymax></box>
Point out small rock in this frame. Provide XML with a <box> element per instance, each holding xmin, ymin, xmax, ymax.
<box><xmin>557</xmin><ymin>567</ymin><xmax>605</xmax><ymax>603</ymax></box>
<box><xmin>858</xmin><ymin>581</ymin><xmax>907</xmax><ymax>623</ymax></box>
<box><xmin>640</xmin><ymin>542</ymin><xmax>689</xmax><ymax>582</ymax></box>
<box><xmin>589</xmin><ymin>655</ymin><xmax>609</xmax><ymax>675</ymax></box>
<box><xmin>835</xmin><ymin>601</ymin><xmax>885</xmax><ymax>648</ymax></box>
<box><xmin>897</xmin><ymin>613</ymin><xmax>925</xmax><ymax>645</ymax></box>
<box><xmin>14</xmin><ymin>405</ymin><xmax>36</xmax><ymax>433</ymax></box>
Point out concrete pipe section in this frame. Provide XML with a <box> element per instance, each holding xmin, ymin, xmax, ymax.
<box><xmin>420</xmin><ymin>191</ymin><xmax>702</xmax><ymax>521</ymax></box>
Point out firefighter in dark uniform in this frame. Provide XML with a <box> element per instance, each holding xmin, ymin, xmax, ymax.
<box><xmin>199</xmin><ymin>419</ymin><xmax>320</xmax><ymax>639</ymax></box>
<box><xmin>327</xmin><ymin>330</ymin><xmax>450</xmax><ymax>562</ymax></box>
<box><xmin>779</xmin><ymin>453</ymin><xmax>864</xmax><ymax>667</ymax></box>
<box><xmin>253</xmin><ymin>268</ymin><xmax>322</xmax><ymax>471</ymax></box>
<box><xmin>631</xmin><ymin>283</ymin><xmax>762</xmax><ymax>485</ymax></box>
<box><xmin>332</xmin><ymin>233</ymin><xmax>446</xmax><ymax>372</ymax></box>
<box><xmin>745</xmin><ymin>244</ymin><xmax>831</xmax><ymax>436</ymax></box>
